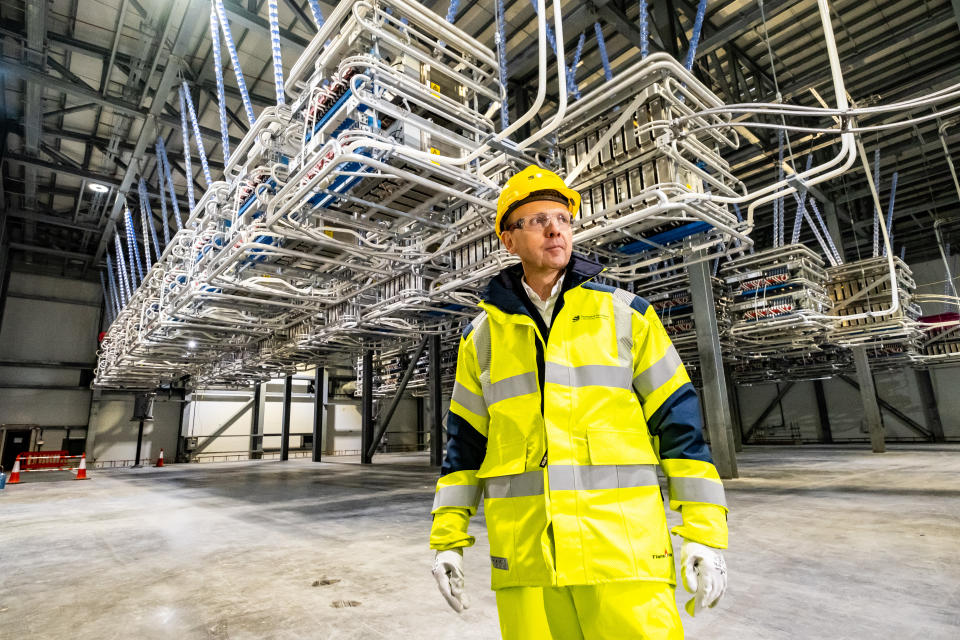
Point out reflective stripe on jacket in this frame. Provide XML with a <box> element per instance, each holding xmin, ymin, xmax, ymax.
<box><xmin>430</xmin><ymin>254</ymin><xmax>728</xmax><ymax>589</ymax></box>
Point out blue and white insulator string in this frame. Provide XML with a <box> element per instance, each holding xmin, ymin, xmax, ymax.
<box><xmin>495</xmin><ymin>0</ymin><xmax>510</xmax><ymax>128</ymax></box>
<box><xmin>790</xmin><ymin>154</ymin><xmax>814</xmax><ymax>245</ymax></box>
<box><xmin>267</xmin><ymin>0</ymin><xmax>285</xmax><ymax>105</ymax></box>
<box><xmin>214</xmin><ymin>0</ymin><xmax>257</xmax><ymax>126</ymax></box>
<box><xmin>178</xmin><ymin>87</ymin><xmax>196</xmax><ymax>210</ymax></box>
<box><xmin>446</xmin><ymin>0</ymin><xmax>460</xmax><ymax>23</ymax></box>
<box><xmin>809</xmin><ymin>200</ymin><xmax>842</xmax><ymax>265</ymax></box>
<box><xmin>684</xmin><ymin>0</ymin><xmax>708</xmax><ymax>70</ymax></box>
<box><xmin>210</xmin><ymin>4</ymin><xmax>231</xmax><ymax>164</ymax></box>
<box><xmin>775</xmin><ymin>128</ymin><xmax>785</xmax><ymax>247</ymax></box>
<box><xmin>105</xmin><ymin>254</ymin><xmax>121</xmax><ymax>315</ymax></box>
<box><xmin>181</xmin><ymin>82</ymin><xmax>213</xmax><ymax>186</ymax></box>
<box><xmin>139</xmin><ymin>198</ymin><xmax>152</xmax><ymax>272</ymax></box>
<box><xmin>124</xmin><ymin>206</ymin><xmax>143</xmax><ymax>286</ymax></box>
<box><xmin>567</xmin><ymin>33</ymin><xmax>585</xmax><ymax>100</ymax></box>
<box><xmin>307</xmin><ymin>0</ymin><xmax>325</xmax><ymax>29</ymax></box>
<box><xmin>882</xmin><ymin>171</ymin><xmax>898</xmax><ymax>257</ymax></box>
<box><xmin>113</xmin><ymin>232</ymin><xmax>131</xmax><ymax>304</ymax></box>
<box><xmin>639</xmin><ymin>0</ymin><xmax>649</xmax><ymax>59</ymax></box>
<box><xmin>138</xmin><ymin>176</ymin><xmax>161</xmax><ymax>262</ymax></box>
<box><xmin>156</xmin><ymin>136</ymin><xmax>183</xmax><ymax>230</ymax></box>
<box><xmin>594</xmin><ymin>22</ymin><xmax>613</xmax><ymax>82</ymax></box>
<box><xmin>872</xmin><ymin>148</ymin><xmax>881</xmax><ymax>257</ymax></box>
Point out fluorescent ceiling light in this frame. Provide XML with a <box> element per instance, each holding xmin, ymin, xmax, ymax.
<box><xmin>89</xmin><ymin>183</ymin><xmax>109</xmax><ymax>193</ymax></box>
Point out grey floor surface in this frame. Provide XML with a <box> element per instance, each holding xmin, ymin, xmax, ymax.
<box><xmin>1</xmin><ymin>445</ymin><xmax>958</xmax><ymax>639</ymax></box>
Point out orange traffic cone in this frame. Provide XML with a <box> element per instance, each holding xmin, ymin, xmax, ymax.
<box><xmin>156</xmin><ymin>449</ymin><xmax>164</xmax><ymax>467</ymax></box>
<box><xmin>75</xmin><ymin>453</ymin><xmax>88</xmax><ymax>480</ymax></box>
<box><xmin>8</xmin><ymin>459</ymin><xmax>21</xmax><ymax>484</ymax></box>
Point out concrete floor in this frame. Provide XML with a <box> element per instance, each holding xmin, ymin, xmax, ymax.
<box><xmin>1</xmin><ymin>446</ymin><xmax>958</xmax><ymax>639</ymax></box>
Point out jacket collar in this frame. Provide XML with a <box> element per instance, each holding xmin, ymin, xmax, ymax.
<box><xmin>481</xmin><ymin>253</ymin><xmax>603</xmax><ymax>318</ymax></box>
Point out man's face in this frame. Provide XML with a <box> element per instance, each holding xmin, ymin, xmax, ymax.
<box><xmin>500</xmin><ymin>200</ymin><xmax>573</xmax><ymax>273</ymax></box>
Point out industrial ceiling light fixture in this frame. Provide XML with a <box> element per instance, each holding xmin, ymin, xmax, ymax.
<box><xmin>89</xmin><ymin>183</ymin><xmax>109</xmax><ymax>193</ymax></box>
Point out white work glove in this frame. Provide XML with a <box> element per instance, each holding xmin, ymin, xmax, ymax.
<box><xmin>681</xmin><ymin>540</ymin><xmax>727</xmax><ymax>616</ymax></box>
<box><xmin>432</xmin><ymin>549</ymin><xmax>470</xmax><ymax>613</ymax></box>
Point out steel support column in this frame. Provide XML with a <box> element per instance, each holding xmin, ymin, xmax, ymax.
<box><xmin>813</xmin><ymin>380</ymin><xmax>833</xmax><ymax>444</ymax></box>
<box><xmin>417</xmin><ymin>397</ymin><xmax>426</xmax><ymax>451</ymax></box>
<box><xmin>724</xmin><ymin>365</ymin><xmax>744</xmax><ymax>452</ymax></box>
<box><xmin>85</xmin><ymin>389</ymin><xmax>102</xmax><ymax>461</ymax></box>
<box><xmin>249</xmin><ymin>382</ymin><xmax>263</xmax><ymax>459</ymax></box>
<box><xmin>366</xmin><ymin>338</ymin><xmax>428</xmax><ymax>461</ymax></box>
<box><xmin>914</xmin><ymin>368</ymin><xmax>946</xmax><ymax>443</ymax></box>
<box><xmin>429</xmin><ymin>334</ymin><xmax>443</xmax><ymax>467</ymax></box>
<box><xmin>133</xmin><ymin>419</ymin><xmax>145</xmax><ymax>467</ymax></box>
<box><xmin>361</xmin><ymin>350</ymin><xmax>374</xmax><ymax>465</ymax></box>
<box><xmin>688</xmin><ymin>254</ymin><xmax>738</xmax><ymax>478</ymax></box>
<box><xmin>851</xmin><ymin>347</ymin><xmax>885</xmax><ymax>453</ymax></box>
<box><xmin>280</xmin><ymin>375</ymin><xmax>292</xmax><ymax>461</ymax></box>
<box><xmin>313</xmin><ymin>367</ymin><xmax>328</xmax><ymax>461</ymax></box>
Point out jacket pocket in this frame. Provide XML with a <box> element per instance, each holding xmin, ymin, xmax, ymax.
<box><xmin>476</xmin><ymin>440</ymin><xmax>527</xmax><ymax>478</ymax></box>
<box><xmin>586</xmin><ymin>428</ymin><xmax>658</xmax><ymax>466</ymax></box>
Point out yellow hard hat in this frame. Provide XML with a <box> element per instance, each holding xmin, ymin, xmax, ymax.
<box><xmin>495</xmin><ymin>165</ymin><xmax>581</xmax><ymax>239</ymax></box>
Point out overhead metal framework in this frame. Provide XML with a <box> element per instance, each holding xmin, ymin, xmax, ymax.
<box><xmin>0</xmin><ymin>0</ymin><xmax>956</xmax><ymax>280</ymax></box>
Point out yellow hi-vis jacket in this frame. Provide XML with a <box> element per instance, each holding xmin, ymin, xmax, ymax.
<box><xmin>430</xmin><ymin>255</ymin><xmax>728</xmax><ymax>590</ymax></box>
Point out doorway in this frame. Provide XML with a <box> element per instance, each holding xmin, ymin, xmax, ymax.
<box><xmin>2</xmin><ymin>429</ymin><xmax>32</xmax><ymax>472</ymax></box>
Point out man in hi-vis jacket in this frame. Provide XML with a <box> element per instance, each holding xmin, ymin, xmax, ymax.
<box><xmin>429</xmin><ymin>165</ymin><xmax>729</xmax><ymax>639</ymax></box>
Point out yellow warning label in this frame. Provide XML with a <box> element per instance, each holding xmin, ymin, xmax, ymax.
<box><xmin>430</xmin><ymin>81</ymin><xmax>442</xmax><ymax>98</ymax></box>
<box><xmin>429</xmin><ymin>147</ymin><xmax>441</xmax><ymax>166</ymax></box>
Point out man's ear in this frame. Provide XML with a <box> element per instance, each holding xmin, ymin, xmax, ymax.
<box><xmin>501</xmin><ymin>230</ymin><xmax>517</xmax><ymax>255</ymax></box>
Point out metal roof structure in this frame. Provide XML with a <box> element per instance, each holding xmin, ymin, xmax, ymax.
<box><xmin>0</xmin><ymin>0</ymin><xmax>958</xmax><ymax>280</ymax></box>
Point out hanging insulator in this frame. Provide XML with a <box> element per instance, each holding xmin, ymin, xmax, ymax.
<box><xmin>808</xmin><ymin>200</ymin><xmax>842</xmax><ymax>265</ymax></box>
<box><xmin>210</xmin><ymin>5</ymin><xmax>231</xmax><ymax>164</ymax></box>
<box><xmin>156</xmin><ymin>136</ymin><xmax>183</xmax><ymax>230</ymax></box>
<box><xmin>567</xmin><ymin>32</ymin><xmax>585</xmax><ymax>100</ymax></box>
<box><xmin>639</xmin><ymin>0</ymin><xmax>649</xmax><ymax>59</ymax></box>
<box><xmin>267</xmin><ymin>0</ymin><xmax>285</xmax><ymax>105</ymax></box>
<box><xmin>140</xmin><ymin>199</ymin><xmax>152</xmax><ymax>273</ymax></box>
<box><xmin>495</xmin><ymin>0</ymin><xmax>509</xmax><ymax>128</ymax></box>
<box><xmin>214</xmin><ymin>0</ymin><xmax>257</xmax><ymax>126</ymax></box>
<box><xmin>684</xmin><ymin>0</ymin><xmax>708</xmax><ymax>70</ymax></box>
<box><xmin>872</xmin><ymin>148</ymin><xmax>881</xmax><ymax>257</ymax></box>
<box><xmin>124</xmin><ymin>207</ymin><xmax>144</xmax><ymax>286</ymax></box>
<box><xmin>181</xmin><ymin>82</ymin><xmax>214</xmax><ymax>187</ymax></box>
<box><xmin>790</xmin><ymin>154</ymin><xmax>815</xmax><ymax>245</ymax></box>
<box><xmin>881</xmin><ymin>171</ymin><xmax>898</xmax><ymax>257</ymax></box>
<box><xmin>307</xmin><ymin>0</ymin><xmax>325</xmax><ymax>29</ymax></box>
<box><xmin>446</xmin><ymin>0</ymin><xmax>460</xmax><ymax>23</ymax></box>
<box><xmin>593</xmin><ymin>22</ymin><xmax>613</xmax><ymax>82</ymax></box>
<box><xmin>178</xmin><ymin>87</ymin><xmax>197</xmax><ymax>210</ymax></box>
<box><xmin>113</xmin><ymin>232</ymin><xmax>131</xmax><ymax>304</ymax></box>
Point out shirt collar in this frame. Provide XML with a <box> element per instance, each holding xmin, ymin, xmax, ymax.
<box><xmin>521</xmin><ymin>271</ymin><xmax>564</xmax><ymax>305</ymax></box>
<box><xmin>482</xmin><ymin>253</ymin><xmax>604</xmax><ymax>317</ymax></box>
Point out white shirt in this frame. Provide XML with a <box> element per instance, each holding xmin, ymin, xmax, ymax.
<box><xmin>521</xmin><ymin>272</ymin><xmax>564</xmax><ymax>328</ymax></box>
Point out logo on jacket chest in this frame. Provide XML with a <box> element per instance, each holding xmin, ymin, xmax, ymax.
<box><xmin>571</xmin><ymin>313</ymin><xmax>609</xmax><ymax>323</ymax></box>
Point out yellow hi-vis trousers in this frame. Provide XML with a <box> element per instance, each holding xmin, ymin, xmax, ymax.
<box><xmin>495</xmin><ymin>581</ymin><xmax>683</xmax><ymax>640</ymax></box>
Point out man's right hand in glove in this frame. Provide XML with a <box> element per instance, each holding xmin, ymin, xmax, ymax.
<box><xmin>432</xmin><ymin>548</ymin><xmax>469</xmax><ymax>613</ymax></box>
